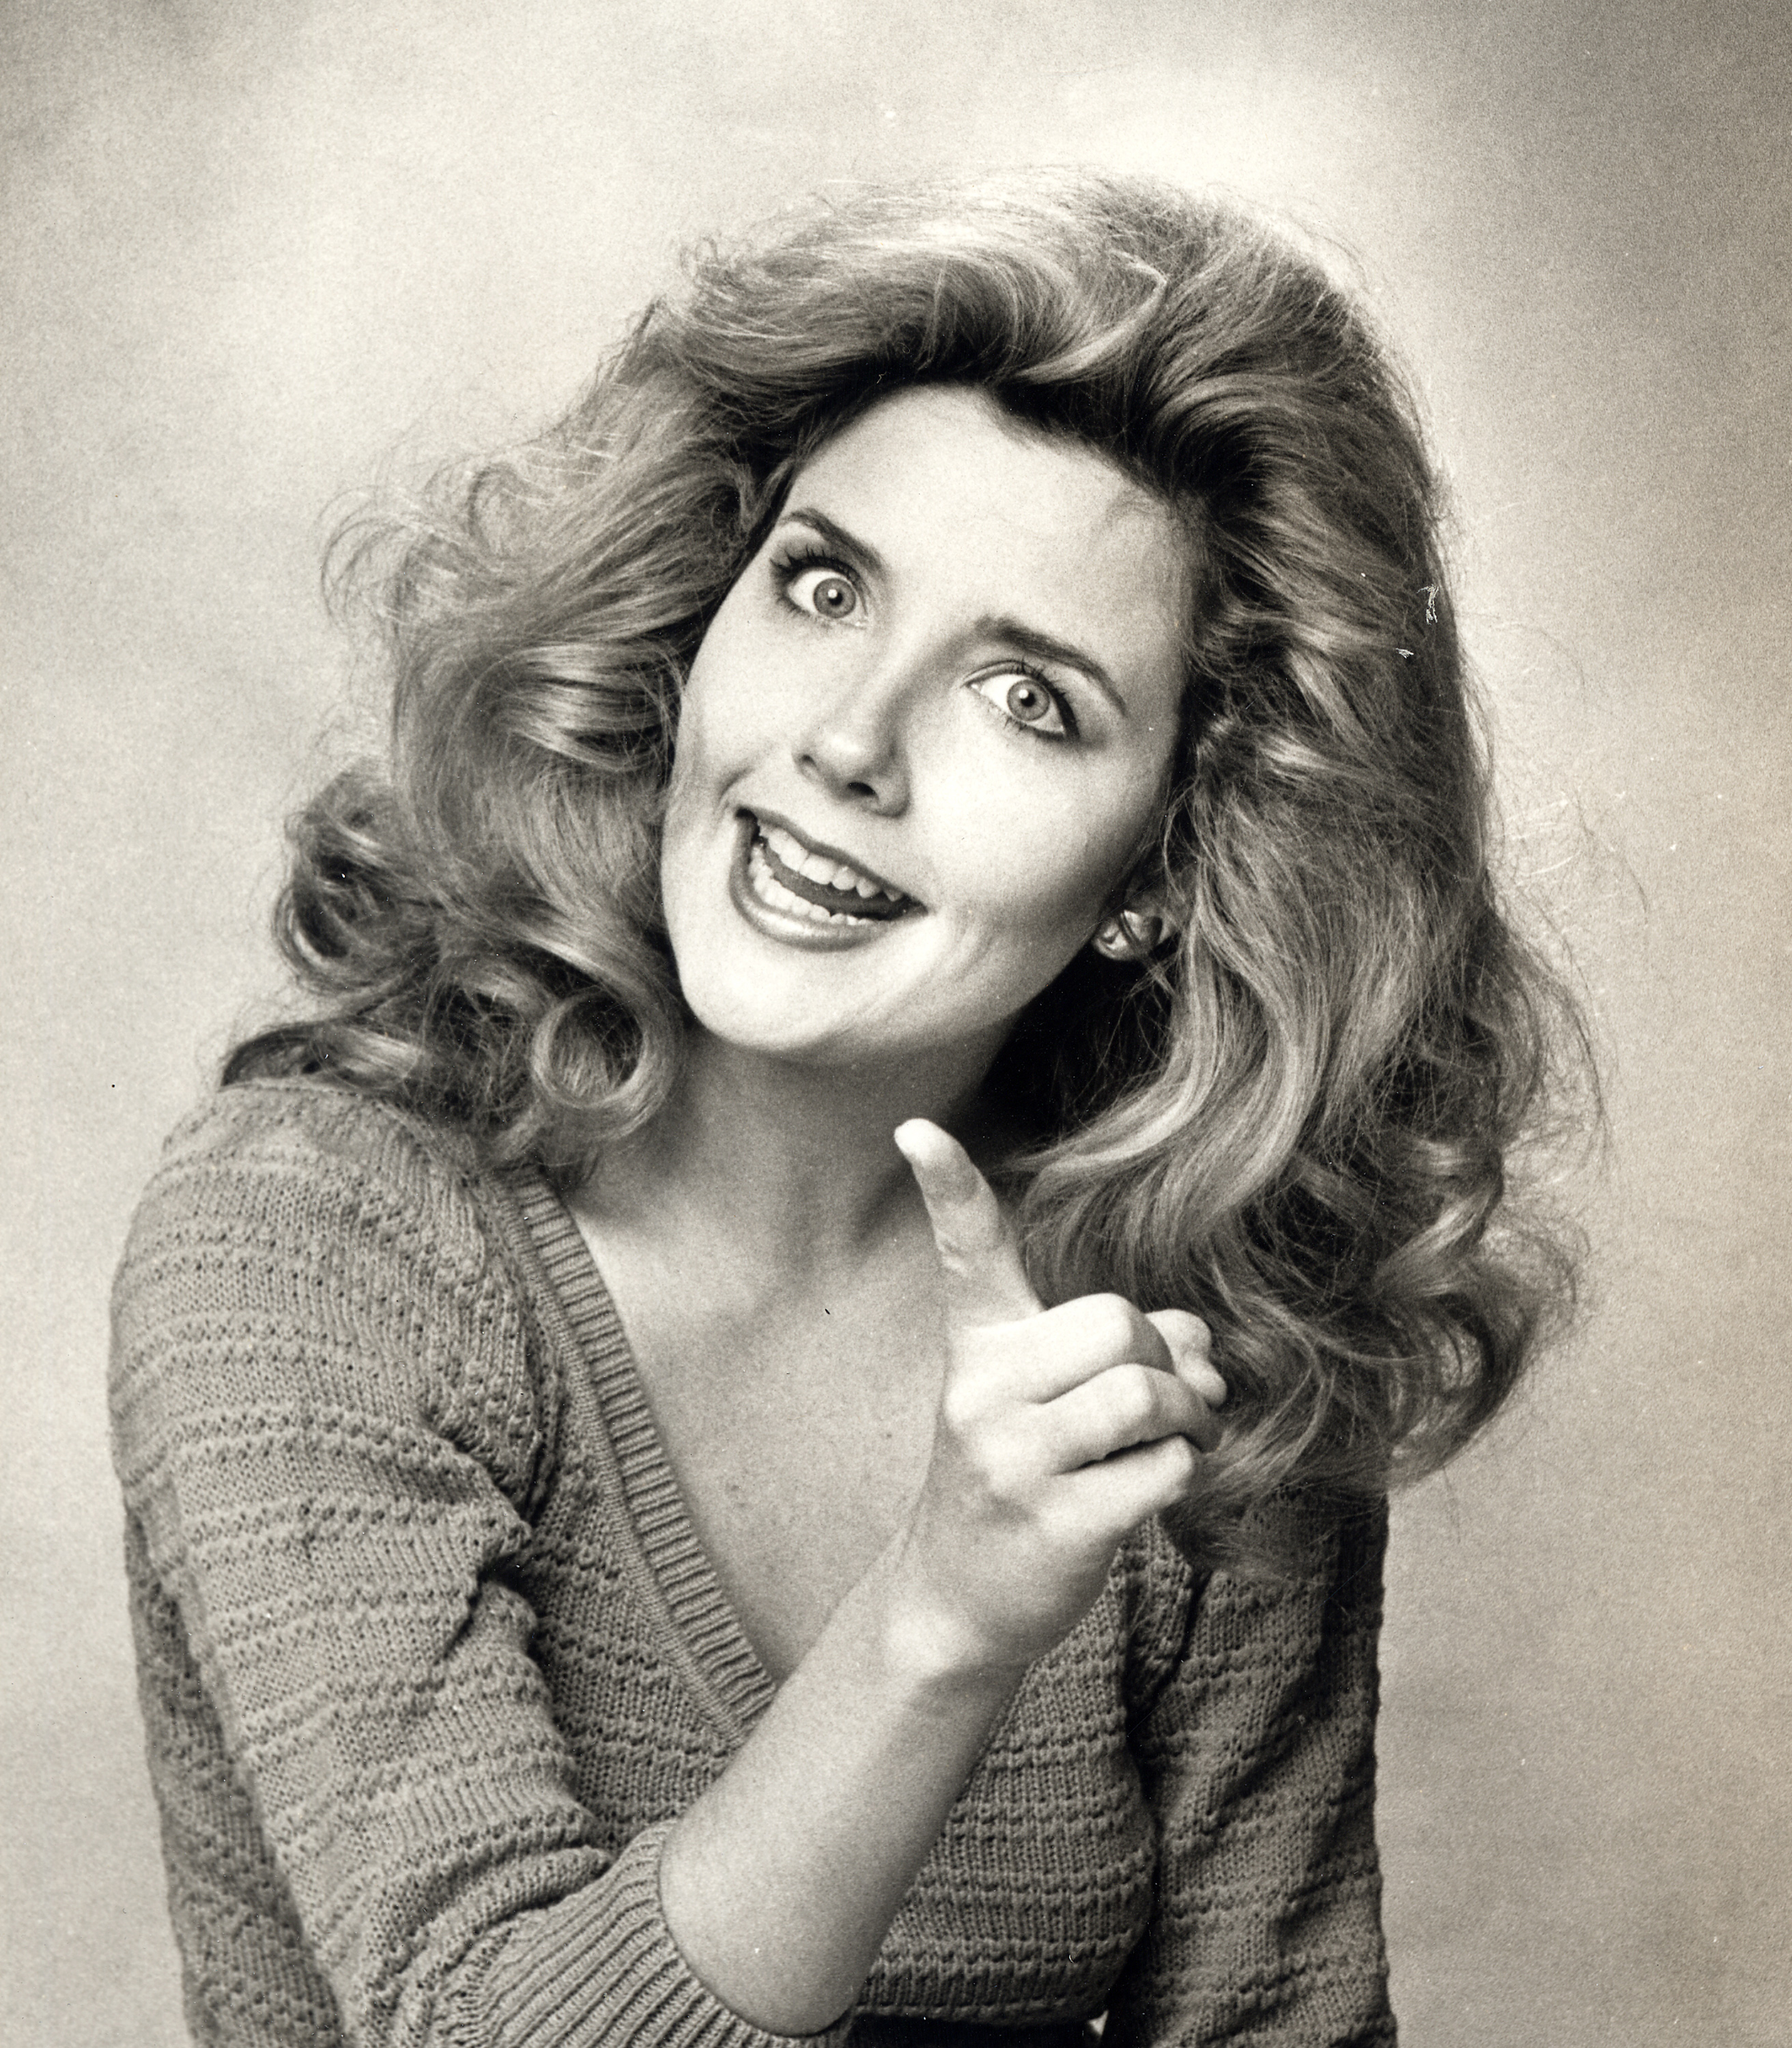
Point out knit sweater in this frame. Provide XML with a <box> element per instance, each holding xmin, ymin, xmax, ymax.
<box><xmin>111</xmin><ymin>1081</ymin><xmax>1396</xmax><ymax>2048</ymax></box>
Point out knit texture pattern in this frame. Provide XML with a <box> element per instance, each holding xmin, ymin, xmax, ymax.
<box><xmin>112</xmin><ymin>1081</ymin><xmax>1396</xmax><ymax>2047</ymax></box>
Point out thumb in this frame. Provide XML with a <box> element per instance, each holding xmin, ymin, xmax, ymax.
<box><xmin>894</xmin><ymin>1119</ymin><xmax>1042</xmax><ymax>1328</ymax></box>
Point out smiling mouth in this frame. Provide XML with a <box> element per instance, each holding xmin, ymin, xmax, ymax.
<box><xmin>741</xmin><ymin>814</ymin><xmax>920</xmax><ymax>926</ymax></box>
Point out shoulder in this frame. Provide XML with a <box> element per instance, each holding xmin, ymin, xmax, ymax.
<box><xmin>114</xmin><ymin>1079</ymin><xmax>500</xmax><ymax>1341</ymax></box>
<box><xmin>124</xmin><ymin>1075</ymin><xmax>482</xmax><ymax>1227</ymax></box>
<box><xmin>111</xmin><ymin>1079</ymin><xmax>548</xmax><ymax>1503</ymax></box>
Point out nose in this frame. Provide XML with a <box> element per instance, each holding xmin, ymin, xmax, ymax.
<box><xmin>793</xmin><ymin>668</ymin><xmax>911</xmax><ymax>813</ymax></box>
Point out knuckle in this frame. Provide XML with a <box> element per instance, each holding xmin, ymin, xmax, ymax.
<box><xmin>939</xmin><ymin>1378</ymin><xmax>989</xmax><ymax>1438</ymax></box>
<box><xmin>947</xmin><ymin>1395</ymin><xmax>1036</xmax><ymax>1470</ymax></box>
<box><xmin>935</xmin><ymin>1238</ymin><xmax>984</xmax><ymax>1283</ymax></box>
<box><xmin>1154</xmin><ymin>1307</ymin><xmax>1210</xmax><ymax>1350</ymax></box>
<box><xmin>985</xmin><ymin>1452</ymin><xmax>1036</xmax><ymax>1510</ymax></box>
<box><xmin>1107</xmin><ymin>1363</ymin><xmax>1158</xmax><ymax>1430</ymax></box>
<box><xmin>973</xmin><ymin>1426</ymin><xmax>1042</xmax><ymax>1506</ymax></box>
<box><xmin>1088</xmin><ymin>1293</ymin><xmax>1139</xmax><ymax>1354</ymax></box>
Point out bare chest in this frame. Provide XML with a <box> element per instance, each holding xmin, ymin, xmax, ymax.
<box><xmin>593</xmin><ymin>1246</ymin><xmax>947</xmax><ymax>1683</ymax></box>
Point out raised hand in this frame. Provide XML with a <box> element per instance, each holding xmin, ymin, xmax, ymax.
<box><xmin>888</xmin><ymin>1118</ymin><xmax>1225</xmax><ymax>1679</ymax></box>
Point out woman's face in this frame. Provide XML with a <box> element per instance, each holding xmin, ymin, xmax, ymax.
<box><xmin>659</xmin><ymin>384</ymin><xmax>1191</xmax><ymax>1080</ymax></box>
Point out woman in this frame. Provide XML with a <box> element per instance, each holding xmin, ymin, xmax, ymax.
<box><xmin>112</xmin><ymin>173</ymin><xmax>1580</xmax><ymax>2047</ymax></box>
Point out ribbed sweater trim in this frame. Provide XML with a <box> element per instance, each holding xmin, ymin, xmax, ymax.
<box><xmin>459</xmin><ymin>1821</ymin><xmax>853</xmax><ymax>2048</ymax></box>
<box><xmin>498</xmin><ymin>1169</ymin><xmax>777</xmax><ymax>1738</ymax></box>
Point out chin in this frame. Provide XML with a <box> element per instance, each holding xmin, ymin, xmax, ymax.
<box><xmin>682</xmin><ymin>986</ymin><xmax>902</xmax><ymax>1070</ymax></box>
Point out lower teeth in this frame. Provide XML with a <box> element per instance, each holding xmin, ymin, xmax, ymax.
<box><xmin>750</xmin><ymin>844</ymin><xmax>872</xmax><ymax>925</ymax></box>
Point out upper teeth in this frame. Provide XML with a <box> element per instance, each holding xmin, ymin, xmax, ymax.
<box><xmin>760</xmin><ymin>823</ymin><xmax>900</xmax><ymax>900</ymax></box>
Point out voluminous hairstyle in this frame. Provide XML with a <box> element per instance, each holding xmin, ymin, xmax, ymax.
<box><xmin>230</xmin><ymin>170</ymin><xmax>1589</xmax><ymax>1567</ymax></box>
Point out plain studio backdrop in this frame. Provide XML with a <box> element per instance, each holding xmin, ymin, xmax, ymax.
<box><xmin>3</xmin><ymin>3</ymin><xmax>1787</xmax><ymax>2043</ymax></box>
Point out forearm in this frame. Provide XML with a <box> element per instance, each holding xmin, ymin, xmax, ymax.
<box><xmin>658</xmin><ymin>1541</ymin><xmax>1023</xmax><ymax>2036</ymax></box>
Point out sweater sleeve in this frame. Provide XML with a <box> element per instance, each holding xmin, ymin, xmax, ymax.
<box><xmin>111</xmin><ymin>1083</ymin><xmax>849</xmax><ymax>2048</ymax></box>
<box><xmin>1103</xmin><ymin>1501</ymin><xmax>1397</xmax><ymax>2048</ymax></box>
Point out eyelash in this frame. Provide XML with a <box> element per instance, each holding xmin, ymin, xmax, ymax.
<box><xmin>770</xmin><ymin>542</ymin><xmax>855</xmax><ymax>614</ymax></box>
<box><xmin>972</xmin><ymin>661</ymin><xmax>1076</xmax><ymax>742</ymax></box>
<box><xmin>767</xmin><ymin>541</ymin><xmax>1078</xmax><ymax>743</ymax></box>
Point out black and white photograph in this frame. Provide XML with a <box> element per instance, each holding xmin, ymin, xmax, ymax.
<box><xmin>4</xmin><ymin>6</ymin><xmax>1786</xmax><ymax>2045</ymax></box>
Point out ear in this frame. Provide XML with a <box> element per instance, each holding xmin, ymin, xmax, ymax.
<box><xmin>1090</xmin><ymin>892</ymin><xmax>1177</xmax><ymax>963</ymax></box>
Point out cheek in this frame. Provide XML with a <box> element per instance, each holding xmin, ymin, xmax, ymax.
<box><xmin>659</xmin><ymin>680</ymin><xmax>748</xmax><ymax>927</ymax></box>
<box><xmin>674</xmin><ymin>612</ymin><xmax>814</xmax><ymax>795</ymax></box>
<box><xmin>657</xmin><ymin>720</ymin><xmax>711</xmax><ymax>885</ymax></box>
<box><xmin>664</xmin><ymin>633</ymin><xmax>771</xmax><ymax>825</ymax></box>
<box><xmin>939</xmin><ymin>793</ymin><xmax>1146</xmax><ymax>989</ymax></box>
<box><xmin>672</xmin><ymin>655</ymin><xmax>739</xmax><ymax>783</ymax></box>
<box><xmin>958</xmin><ymin>763</ymin><xmax>1161</xmax><ymax>919</ymax></box>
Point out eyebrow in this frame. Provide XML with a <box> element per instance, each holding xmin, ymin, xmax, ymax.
<box><xmin>968</xmin><ymin>614</ymin><xmax>1123</xmax><ymax>711</ymax></box>
<box><xmin>778</xmin><ymin>506</ymin><xmax>887</xmax><ymax>581</ymax></box>
<box><xmin>776</xmin><ymin>507</ymin><xmax>1127</xmax><ymax>713</ymax></box>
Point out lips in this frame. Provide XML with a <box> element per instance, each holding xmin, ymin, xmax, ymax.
<box><xmin>743</xmin><ymin>813</ymin><xmax>918</xmax><ymax>924</ymax></box>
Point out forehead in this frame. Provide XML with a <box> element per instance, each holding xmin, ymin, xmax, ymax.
<box><xmin>786</xmin><ymin>386</ymin><xmax>1193</xmax><ymax>674</ymax></box>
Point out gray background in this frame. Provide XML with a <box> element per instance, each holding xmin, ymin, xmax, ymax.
<box><xmin>4</xmin><ymin>3</ymin><xmax>1787</xmax><ymax>2043</ymax></box>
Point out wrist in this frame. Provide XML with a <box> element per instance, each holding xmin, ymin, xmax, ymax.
<box><xmin>860</xmin><ymin>1540</ymin><xmax>1032</xmax><ymax>1712</ymax></box>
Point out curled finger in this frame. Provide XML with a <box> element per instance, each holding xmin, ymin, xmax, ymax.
<box><xmin>1146</xmin><ymin>1308</ymin><xmax>1227</xmax><ymax>1409</ymax></box>
<box><xmin>1044</xmin><ymin>1359</ymin><xmax>1223</xmax><ymax>1468</ymax></box>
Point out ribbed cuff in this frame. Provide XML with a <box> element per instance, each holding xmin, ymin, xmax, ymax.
<box><xmin>452</xmin><ymin>1820</ymin><xmax>857</xmax><ymax>2048</ymax></box>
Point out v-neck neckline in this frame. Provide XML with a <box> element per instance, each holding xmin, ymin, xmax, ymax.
<box><xmin>506</xmin><ymin>1166</ymin><xmax>780</xmax><ymax>1737</ymax></box>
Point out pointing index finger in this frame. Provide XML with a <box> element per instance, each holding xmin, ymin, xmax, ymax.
<box><xmin>894</xmin><ymin>1119</ymin><xmax>1042</xmax><ymax>1328</ymax></box>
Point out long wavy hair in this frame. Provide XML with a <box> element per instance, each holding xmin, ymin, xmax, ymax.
<box><xmin>229</xmin><ymin>171</ymin><xmax>1590</xmax><ymax>1565</ymax></box>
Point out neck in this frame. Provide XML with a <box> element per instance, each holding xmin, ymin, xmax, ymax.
<box><xmin>582</xmin><ymin>1027</ymin><xmax>1009</xmax><ymax>1279</ymax></box>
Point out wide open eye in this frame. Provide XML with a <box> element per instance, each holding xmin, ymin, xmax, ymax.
<box><xmin>783</xmin><ymin>563</ymin><xmax>861</xmax><ymax>621</ymax></box>
<box><xmin>968</xmin><ymin>667</ymin><xmax>1072</xmax><ymax>740</ymax></box>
